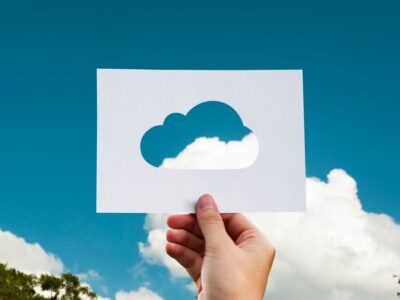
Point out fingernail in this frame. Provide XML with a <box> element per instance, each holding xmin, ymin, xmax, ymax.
<box><xmin>197</xmin><ymin>195</ymin><xmax>216</xmax><ymax>211</ymax></box>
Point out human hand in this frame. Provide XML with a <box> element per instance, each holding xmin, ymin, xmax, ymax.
<box><xmin>166</xmin><ymin>194</ymin><xmax>275</xmax><ymax>300</ymax></box>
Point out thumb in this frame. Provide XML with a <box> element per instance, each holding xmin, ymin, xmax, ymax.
<box><xmin>196</xmin><ymin>194</ymin><xmax>229</xmax><ymax>247</ymax></box>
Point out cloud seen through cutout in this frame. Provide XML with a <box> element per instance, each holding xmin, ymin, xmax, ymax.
<box><xmin>140</xmin><ymin>101</ymin><xmax>258</xmax><ymax>169</ymax></box>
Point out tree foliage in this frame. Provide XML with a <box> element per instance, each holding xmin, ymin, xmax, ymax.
<box><xmin>0</xmin><ymin>263</ymin><xmax>97</xmax><ymax>300</ymax></box>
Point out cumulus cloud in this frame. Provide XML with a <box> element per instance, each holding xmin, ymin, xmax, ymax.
<box><xmin>140</xmin><ymin>100</ymin><xmax>256</xmax><ymax>168</ymax></box>
<box><xmin>115</xmin><ymin>287</ymin><xmax>164</xmax><ymax>300</ymax></box>
<box><xmin>0</xmin><ymin>229</ymin><xmax>64</xmax><ymax>275</ymax></box>
<box><xmin>139</xmin><ymin>216</ymin><xmax>187</xmax><ymax>278</ymax></box>
<box><xmin>160</xmin><ymin>132</ymin><xmax>258</xmax><ymax>169</ymax></box>
<box><xmin>138</xmin><ymin>169</ymin><xmax>400</xmax><ymax>299</ymax></box>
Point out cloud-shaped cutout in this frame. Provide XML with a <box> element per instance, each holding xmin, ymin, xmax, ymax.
<box><xmin>140</xmin><ymin>101</ymin><xmax>259</xmax><ymax>169</ymax></box>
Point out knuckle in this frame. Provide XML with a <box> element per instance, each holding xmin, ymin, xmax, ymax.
<box><xmin>241</xmin><ymin>229</ymin><xmax>259</xmax><ymax>241</ymax></box>
<box><xmin>181</xmin><ymin>231</ymin><xmax>190</xmax><ymax>244</ymax></box>
<box><xmin>201</xmin><ymin>211</ymin><xmax>223</xmax><ymax>224</ymax></box>
<box><xmin>205</xmin><ymin>241</ymin><xmax>225</xmax><ymax>254</ymax></box>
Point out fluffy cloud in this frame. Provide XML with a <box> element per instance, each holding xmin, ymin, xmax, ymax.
<box><xmin>138</xmin><ymin>169</ymin><xmax>400</xmax><ymax>299</ymax></box>
<box><xmin>0</xmin><ymin>229</ymin><xmax>64</xmax><ymax>275</ymax></box>
<box><xmin>139</xmin><ymin>216</ymin><xmax>187</xmax><ymax>278</ymax></box>
<box><xmin>115</xmin><ymin>287</ymin><xmax>164</xmax><ymax>300</ymax></box>
<box><xmin>160</xmin><ymin>132</ymin><xmax>258</xmax><ymax>169</ymax></box>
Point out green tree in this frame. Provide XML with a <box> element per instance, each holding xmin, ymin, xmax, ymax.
<box><xmin>39</xmin><ymin>274</ymin><xmax>63</xmax><ymax>300</ymax></box>
<box><xmin>57</xmin><ymin>273</ymin><xmax>96</xmax><ymax>300</ymax></box>
<box><xmin>0</xmin><ymin>264</ymin><xmax>45</xmax><ymax>300</ymax></box>
<box><xmin>0</xmin><ymin>263</ymin><xmax>97</xmax><ymax>300</ymax></box>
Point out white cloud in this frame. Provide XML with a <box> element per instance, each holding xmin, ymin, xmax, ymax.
<box><xmin>0</xmin><ymin>229</ymin><xmax>64</xmax><ymax>275</ymax></box>
<box><xmin>139</xmin><ymin>215</ymin><xmax>187</xmax><ymax>278</ymax></box>
<box><xmin>139</xmin><ymin>169</ymin><xmax>400</xmax><ymax>299</ymax></box>
<box><xmin>115</xmin><ymin>287</ymin><xmax>164</xmax><ymax>300</ymax></box>
<box><xmin>160</xmin><ymin>132</ymin><xmax>258</xmax><ymax>169</ymax></box>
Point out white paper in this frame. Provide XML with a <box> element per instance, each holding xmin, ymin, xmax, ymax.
<box><xmin>97</xmin><ymin>69</ymin><xmax>305</xmax><ymax>213</ymax></box>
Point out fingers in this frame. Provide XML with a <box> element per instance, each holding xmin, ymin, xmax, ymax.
<box><xmin>166</xmin><ymin>242</ymin><xmax>202</xmax><ymax>281</ymax></box>
<box><xmin>196</xmin><ymin>194</ymin><xmax>231</xmax><ymax>247</ymax></box>
<box><xmin>166</xmin><ymin>229</ymin><xmax>204</xmax><ymax>254</ymax></box>
<box><xmin>167</xmin><ymin>214</ymin><xmax>203</xmax><ymax>238</ymax></box>
<box><xmin>222</xmin><ymin>213</ymin><xmax>260</xmax><ymax>243</ymax></box>
<box><xmin>168</xmin><ymin>196</ymin><xmax>259</xmax><ymax>249</ymax></box>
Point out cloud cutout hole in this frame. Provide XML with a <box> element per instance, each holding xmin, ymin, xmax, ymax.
<box><xmin>140</xmin><ymin>101</ymin><xmax>259</xmax><ymax>169</ymax></box>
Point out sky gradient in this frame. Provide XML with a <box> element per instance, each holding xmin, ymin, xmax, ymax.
<box><xmin>0</xmin><ymin>0</ymin><xmax>399</xmax><ymax>299</ymax></box>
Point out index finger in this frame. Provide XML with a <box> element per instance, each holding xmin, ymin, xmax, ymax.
<box><xmin>167</xmin><ymin>214</ymin><xmax>203</xmax><ymax>238</ymax></box>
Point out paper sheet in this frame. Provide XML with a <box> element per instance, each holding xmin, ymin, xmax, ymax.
<box><xmin>97</xmin><ymin>69</ymin><xmax>305</xmax><ymax>213</ymax></box>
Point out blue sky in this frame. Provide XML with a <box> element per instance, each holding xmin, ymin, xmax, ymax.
<box><xmin>0</xmin><ymin>0</ymin><xmax>399</xmax><ymax>299</ymax></box>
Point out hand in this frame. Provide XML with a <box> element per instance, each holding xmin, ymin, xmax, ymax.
<box><xmin>166</xmin><ymin>194</ymin><xmax>275</xmax><ymax>300</ymax></box>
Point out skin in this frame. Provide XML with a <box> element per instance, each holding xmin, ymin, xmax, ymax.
<box><xmin>166</xmin><ymin>194</ymin><xmax>276</xmax><ymax>300</ymax></box>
